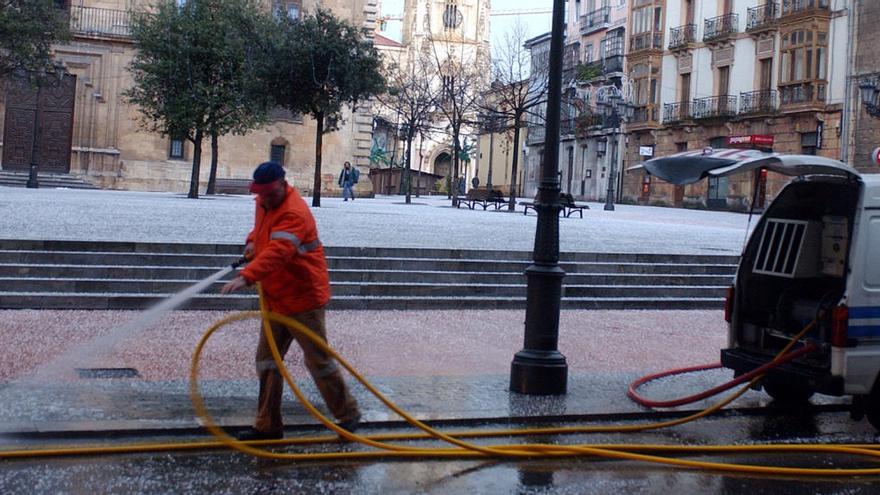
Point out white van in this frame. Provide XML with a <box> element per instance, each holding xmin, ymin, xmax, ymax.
<box><xmin>640</xmin><ymin>148</ymin><xmax>880</xmax><ymax>428</ymax></box>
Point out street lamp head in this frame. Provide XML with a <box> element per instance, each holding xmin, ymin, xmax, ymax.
<box><xmin>596</xmin><ymin>138</ymin><xmax>607</xmax><ymax>155</ymax></box>
<box><xmin>860</xmin><ymin>79</ymin><xmax>878</xmax><ymax>107</ymax></box>
<box><xmin>619</xmin><ymin>101</ymin><xmax>635</xmax><ymax>121</ymax></box>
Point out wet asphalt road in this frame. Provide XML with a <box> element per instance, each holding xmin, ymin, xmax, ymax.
<box><xmin>2</xmin><ymin>408</ymin><xmax>880</xmax><ymax>494</ymax></box>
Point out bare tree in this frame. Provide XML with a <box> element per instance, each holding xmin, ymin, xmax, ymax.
<box><xmin>376</xmin><ymin>56</ymin><xmax>439</xmax><ymax>204</ymax></box>
<box><xmin>480</xmin><ymin>21</ymin><xmax>549</xmax><ymax>211</ymax></box>
<box><xmin>427</xmin><ymin>34</ymin><xmax>487</xmax><ymax>206</ymax></box>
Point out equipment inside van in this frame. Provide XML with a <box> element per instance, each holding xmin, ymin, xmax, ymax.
<box><xmin>638</xmin><ymin>148</ymin><xmax>880</xmax><ymax>429</ymax></box>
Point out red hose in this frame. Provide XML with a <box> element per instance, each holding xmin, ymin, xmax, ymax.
<box><xmin>627</xmin><ymin>344</ymin><xmax>818</xmax><ymax>408</ymax></box>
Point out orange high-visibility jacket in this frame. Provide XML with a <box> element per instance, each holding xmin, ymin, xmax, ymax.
<box><xmin>239</xmin><ymin>185</ymin><xmax>331</xmax><ymax>314</ymax></box>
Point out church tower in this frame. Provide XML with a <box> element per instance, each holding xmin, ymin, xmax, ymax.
<box><xmin>398</xmin><ymin>0</ymin><xmax>491</xmax><ymax>179</ymax></box>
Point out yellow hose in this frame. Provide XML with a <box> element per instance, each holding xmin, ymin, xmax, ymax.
<box><xmin>4</xmin><ymin>294</ymin><xmax>880</xmax><ymax>477</ymax></box>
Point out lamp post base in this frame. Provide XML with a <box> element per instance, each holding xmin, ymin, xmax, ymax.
<box><xmin>603</xmin><ymin>201</ymin><xmax>615</xmax><ymax>211</ymax></box>
<box><xmin>26</xmin><ymin>163</ymin><xmax>39</xmax><ymax>189</ymax></box>
<box><xmin>510</xmin><ymin>349</ymin><xmax>568</xmax><ymax>395</ymax></box>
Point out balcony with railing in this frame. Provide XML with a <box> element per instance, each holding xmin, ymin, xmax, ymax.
<box><xmin>668</xmin><ymin>24</ymin><xmax>697</xmax><ymax>51</ymax></box>
<box><xmin>602</xmin><ymin>35</ymin><xmax>625</xmax><ymax>74</ymax></box>
<box><xmin>780</xmin><ymin>0</ymin><xmax>830</xmax><ymax>19</ymax></box>
<box><xmin>704</xmin><ymin>13</ymin><xmax>738</xmax><ymax>43</ymax></box>
<box><xmin>580</xmin><ymin>6</ymin><xmax>611</xmax><ymax>35</ymax></box>
<box><xmin>663</xmin><ymin>101</ymin><xmax>693</xmax><ymax>124</ymax></box>
<box><xmin>692</xmin><ymin>95</ymin><xmax>738</xmax><ymax>119</ymax></box>
<box><xmin>747</xmin><ymin>3</ymin><xmax>779</xmax><ymax>32</ymax></box>
<box><xmin>779</xmin><ymin>82</ymin><xmax>827</xmax><ymax>107</ymax></box>
<box><xmin>630</xmin><ymin>105</ymin><xmax>659</xmax><ymax>126</ymax></box>
<box><xmin>629</xmin><ymin>32</ymin><xmax>663</xmax><ymax>54</ymax></box>
<box><xmin>69</xmin><ymin>5</ymin><xmax>131</xmax><ymax>39</ymax></box>
<box><xmin>740</xmin><ymin>89</ymin><xmax>778</xmax><ymax>114</ymax></box>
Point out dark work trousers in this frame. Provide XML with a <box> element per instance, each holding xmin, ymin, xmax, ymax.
<box><xmin>253</xmin><ymin>307</ymin><xmax>359</xmax><ymax>434</ymax></box>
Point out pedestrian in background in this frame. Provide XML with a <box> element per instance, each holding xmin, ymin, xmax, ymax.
<box><xmin>338</xmin><ymin>161</ymin><xmax>359</xmax><ymax>201</ymax></box>
<box><xmin>221</xmin><ymin>161</ymin><xmax>360</xmax><ymax>441</ymax></box>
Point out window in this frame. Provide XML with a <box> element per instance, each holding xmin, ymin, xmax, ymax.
<box><xmin>631</xmin><ymin>63</ymin><xmax>650</xmax><ymax>106</ymax></box>
<box><xmin>443</xmin><ymin>0</ymin><xmax>463</xmax><ymax>30</ymax></box>
<box><xmin>680</xmin><ymin>73</ymin><xmax>691</xmax><ymax>101</ymax></box>
<box><xmin>586</xmin><ymin>43</ymin><xmax>594</xmax><ymax>63</ymax></box>
<box><xmin>676</xmin><ymin>142</ymin><xmax>688</xmax><ymax>152</ymax></box>
<box><xmin>270</xmin><ymin>144</ymin><xmax>286</xmax><ymax>164</ymax></box>
<box><xmin>272</xmin><ymin>0</ymin><xmax>300</xmax><ymax>19</ymax></box>
<box><xmin>780</xmin><ymin>28</ymin><xmax>828</xmax><ymax>83</ymax></box>
<box><xmin>169</xmin><ymin>138</ymin><xmax>184</xmax><ymax>159</ymax></box>
<box><xmin>759</xmin><ymin>58</ymin><xmax>773</xmax><ymax>90</ymax></box>
<box><xmin>718</xmin><ymin>66</ymin><xmax>730</xmax><ymax>95</ymax></box>
<box><xmin>632</xmin><ymin>6</ymin><xmax>652</xmax><ymax>34</ymax></box>
<box><xmin>801</xmin><ymin>132</ymin><xmax>818</xmax><ymax>155</ymax></box>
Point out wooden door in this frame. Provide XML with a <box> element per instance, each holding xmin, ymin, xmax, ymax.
<box><xmin>2</xmin><ymin>73</ymin><xmax>75</xmax><ymax>173</ymax></box>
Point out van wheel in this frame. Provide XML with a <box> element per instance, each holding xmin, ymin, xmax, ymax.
<box><xmin>866</xmin><ymin>381</ymin><xmax>880</xmax><ymax>430</ymax></box>
<box><xmin>762</xmin><ymin>377</ymin><xmax>814</xmax><ymax>403</ymax></box>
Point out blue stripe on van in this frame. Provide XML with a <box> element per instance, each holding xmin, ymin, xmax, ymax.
<box><xmin>849</xmin><ymin>307</ymin><xmax>880</xmax><ymax>319</ymax></box>
<box><xmin>848</xmin><ymin>325</ymin><xmax>880</xmax><ymax>338</ymax></box>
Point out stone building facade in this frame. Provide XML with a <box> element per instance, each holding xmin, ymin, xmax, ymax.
<box><xmin>621</xmin><ymin>0</ymin><xmax>850</xmax><ymax>211</ymax></box>
<box><xmin>845</xmin><ymin>0</ymin><xmax>880</xmax><ymax>171</ymax></box>
<box><xmin>0</xmin><ymin>0</ymin><xmax>379</xmax><ymax>196</ymax></box>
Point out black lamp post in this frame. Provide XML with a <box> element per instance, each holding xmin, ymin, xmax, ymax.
<box><xmin>509</xmin><ymin>0</ymin><xmax>568</xmax><ymax>395</ymax></box>
<box><xmin>600</xmin><ymin>95</ymin><xmax>634</xmax><ymax>211</ymax></box>
<box><xmin>860</xmin><ymin>78</ymin><xmax>880</xmax><ymax>118</ymax></box>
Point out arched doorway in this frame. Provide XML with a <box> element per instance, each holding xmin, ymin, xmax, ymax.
<box><xmin>433</xmin><ymin>151</ymin><xmax>452</xmax><ymax>178</ymax></box>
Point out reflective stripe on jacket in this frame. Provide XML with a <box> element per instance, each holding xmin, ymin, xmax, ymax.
<box><xmin>240</xmin><ymin>185</ymin><xmax>331</xmax><ymax>314</ymax></box>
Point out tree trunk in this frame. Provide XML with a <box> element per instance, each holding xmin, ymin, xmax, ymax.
<box><xmin>312</xmin><ymin>111</ymin><xmax>324</xmax><ymax>207</ymax></box>
<box><xmin>404</xmin><ymin>131</ymin><xmax>413</xmax><ymax>204</ymax></box>
<box><xmin>188</xmin><ymin>129</ymin><xmax>203</xmax><ymax>199</ymax></box>
<box><xmin>450</xmin><ymin>126</ymin><xmax>460</xmax><ymax>206</ymax></box>
<box><xmin>508</xmin><ymin>116</ymin><xmax>522</xmax><ymax>211</ymax></box>
<box><xmin>206</xmin><ymin>130</ymin><xmax>219</xmax><ymax>195</ymax></box>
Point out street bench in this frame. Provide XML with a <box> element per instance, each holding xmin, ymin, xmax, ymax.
<box><xmin>521</xmin><ymin>193</ymin><xmax>590</xmax><ymax>218</ymax></box>
<box><xmin>456</xmin><ymin>189</ymin><xmax>509</xmax><ymax>210</ymax></box>
<box><xmin>214</xmin><ymin>178</ymin><xmax>252</xmax><ymax>195</ymax></box>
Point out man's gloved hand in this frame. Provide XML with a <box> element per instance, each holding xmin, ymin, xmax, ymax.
<box><xmin>221</xmin><ymin>275</ymin><xmax>249</xmax><ymax>294</ymax></box>
<box><xmin>244</xmin><ymin>242</ymin><xmax>255</xmax><ymax>260</ymax></box>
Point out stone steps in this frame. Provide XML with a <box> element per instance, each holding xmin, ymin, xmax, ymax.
<box><xmin>0</xmin><ymin>239</ymin><xmax>738</xmax><ymax>310</ymax></box>
<box><xmin>0</xmin><ymin>170</ymin><xmax>99</xmax><ymax>189</ymax></box>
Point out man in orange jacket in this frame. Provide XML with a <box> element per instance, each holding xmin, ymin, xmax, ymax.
<box><xmin>221</xmin><ymin>161</ymin><xmax>360</xmax><ymax>441</ymax></box>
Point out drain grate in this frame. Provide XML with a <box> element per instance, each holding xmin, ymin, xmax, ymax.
<box><xmin>75</xmin><ymin>367</ymin><xmax>140</xmax><ymax>379</ymax></box>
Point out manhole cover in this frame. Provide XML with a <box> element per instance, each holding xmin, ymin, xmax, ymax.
<box><xmin>75</xmin><ymin>368</ymin><xmax>140</xmax><ymax>379</ymax></box>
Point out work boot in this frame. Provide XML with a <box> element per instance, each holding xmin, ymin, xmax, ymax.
<box><xmin>335</xmin><ymin>414</ymin><xmax>361</xmax><ymax>439</ymax></box>
<box><xmin>236</xmin><ymin>427</ymin><xmax>283</xmax><ymax>441</ymax></box>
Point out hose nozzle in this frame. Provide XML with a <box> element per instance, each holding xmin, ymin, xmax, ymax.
<box><xmin>231</xmin><ymin>257</ymin><xmax>249</xmax><ymax>269</ymax></box>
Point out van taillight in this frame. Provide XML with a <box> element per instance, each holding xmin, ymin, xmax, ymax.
<box><xmin>724</xmin><ymin>285</ymin><xmax>734</xmax><ymax>323</ymax></box>
<box><xmin>832</xmin><ymin>305</ymin><xmax>849</xmax><ymax>347</ymax></box>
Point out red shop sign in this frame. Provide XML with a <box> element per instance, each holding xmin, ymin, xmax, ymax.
<box><xmin>727</xmin><ymin>135</ymin><xmax>774</xmax><ymax>147</ymax></box>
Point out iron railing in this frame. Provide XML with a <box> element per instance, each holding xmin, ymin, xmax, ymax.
<box><xmin>630</xmin><ymin>32</ymin><xmax>663</xmax><ymax>53</ymax></box>
<box><xmin>779</xmin><ymin>82</ymin><xmax>827</xmax><ymax>105</ymax></box>
<box><xmin>604</xmin><ymin>54</ymin><xmax>624</xmax><ymax>74</ymax></box>
<box><xmin>630</xmin><ymin>105</ymin><xmax>658</xmax><ymax>125</ymax></box>
<box><xmin>69</xmin><ymin>5</ymin><xmax>130</xmax><ymax>38</ymax></box>
<box><xmin>663</xmin><ymin>101</ymin><xmax>693</xmax><ymax>124</ymax></box>
<box><xmin>747</xmin><ymin>3</ymin><xmax>779</xmax><ymax>31</ymax></box>
<box><xmin>781</xmin><ymin>0</ymin><xmax>830</xmax><ymax>17</ymax></box>
<box><xmin>704</xmin><ymin>13</ymin><xmax>739</xmax><ymax>42</ymax></box>
<box><xmin>692</xmin><ymin>95</ymin><xmax>738</xmax><ymax>119</ymax></box>
<box><xmin>668</xmin><ymin>24</ymin><xmax>697</xmax><ymax>50</ymax></box>
<box><xmin>740</xmin><ymin>89</ymin><xmax>778</xmax><ymax>114</ymax></box>
<box><xmin>580</xmin><ymin>6</ymin><xmax>611</xmax><ymax>35</ymax></box>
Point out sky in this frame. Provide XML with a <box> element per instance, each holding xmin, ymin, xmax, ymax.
<box><xmin>378</xmin><ymin>0</ymin><xmax>554</xmax><ymax>58</ymax></box>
